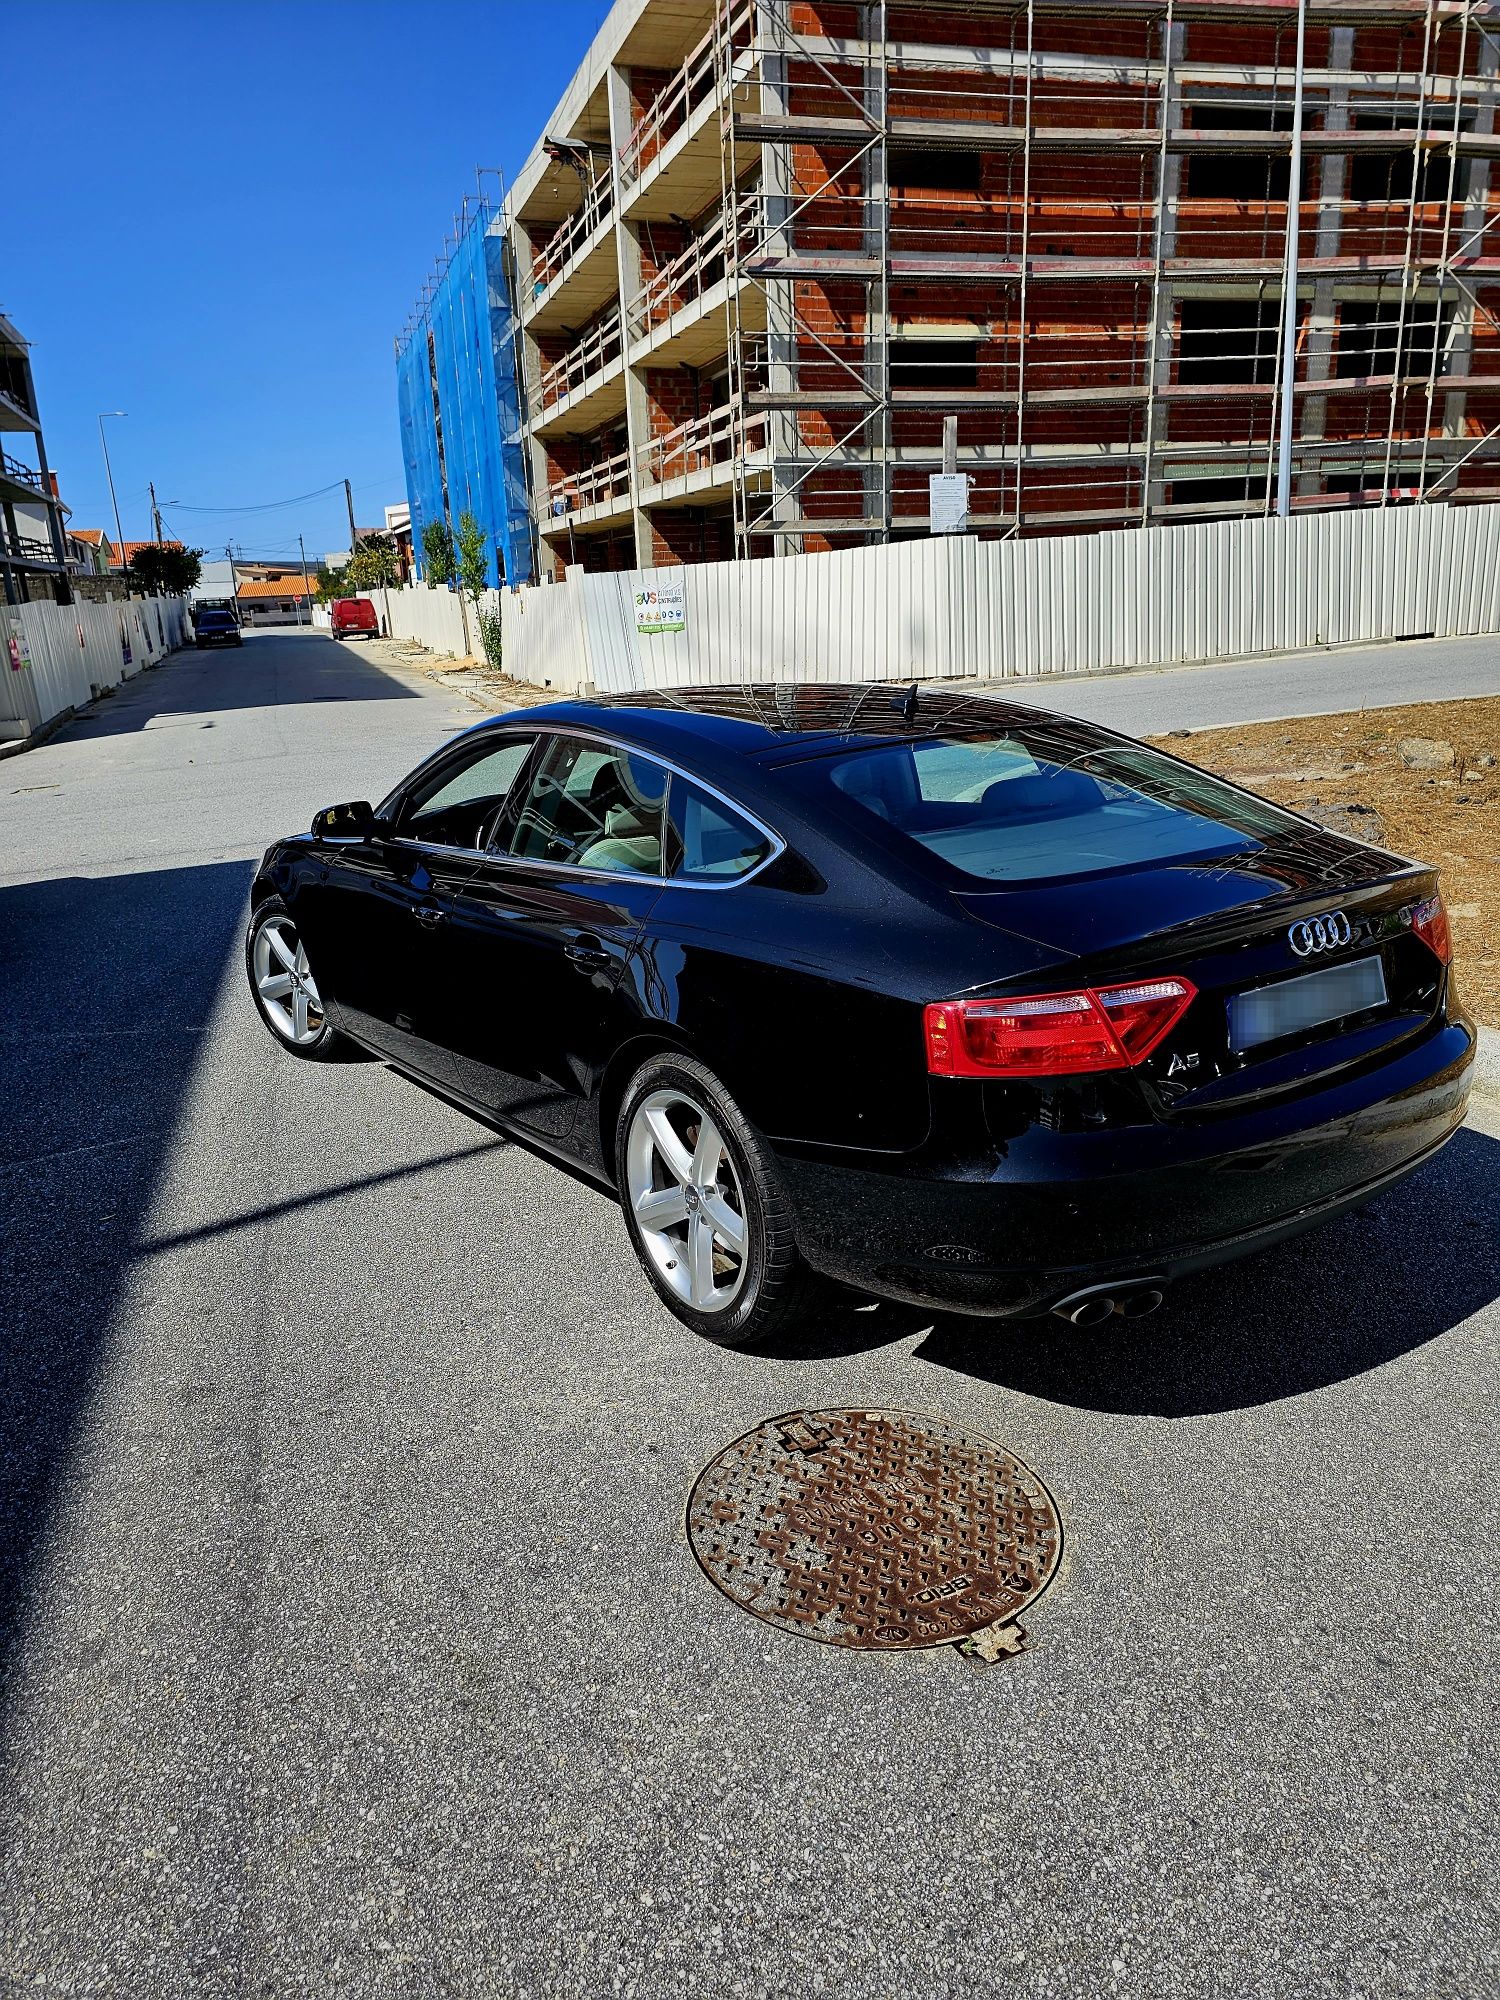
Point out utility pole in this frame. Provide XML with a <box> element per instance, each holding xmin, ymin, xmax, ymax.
<box><xmin>149</xmin><ymin>481</ymin><xmax>163</xmax><ymax>546</ymax></box>
<box><xmin>98</xmin><ymin>412</ymin><xmax>127</xmax><ymax>571</ymax></box>
<box><xmin>298</xmin><ymin>533</ymin><xmax>312</xmax><ymax>629</ymax></box>
<box><xmin>344</xmin><ymin>479</ymin><xmax>360</xmax><ymax>555</ymax></box>
<box><xmin>226</xmin><ymin>541</ymin><xmax>240</xmax><ymax>619</ymax></box>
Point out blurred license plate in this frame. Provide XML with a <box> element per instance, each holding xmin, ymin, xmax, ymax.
<box><xmin>1228</xmin><ymin>955</ymin><xmax>1388</xmax><ymax>1053</ymax></box>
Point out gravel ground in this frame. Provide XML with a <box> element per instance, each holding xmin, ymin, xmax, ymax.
<box><xmin>1151</xmin><ymin>697</ymin><xmax>1500</xmax><ymax>1028</ymax></box>
<box><xmin>0</xmin><ymin>628</ymin><xmax>1496</xmax><ymax>1999</ymax></box>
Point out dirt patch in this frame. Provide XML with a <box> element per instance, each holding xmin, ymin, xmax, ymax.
<box><xmin>1148</xmin><ymin>695</ymin><xmax>1500</xmax><ymax>1028</ymax></box>
<box><xmin>361</xmin><ymin>635</ymin><xmax>555</xmax><ymax>712</ymax></box>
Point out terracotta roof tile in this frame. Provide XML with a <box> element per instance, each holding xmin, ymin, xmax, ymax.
<box><xmin>235</xmin><ymin>575</ymin><xmax>316</xmax><ymax>599</ymax></box>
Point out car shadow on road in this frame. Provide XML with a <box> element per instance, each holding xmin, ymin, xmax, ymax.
<box><xmin>0</xmin><ymin>860</ymin><xmax>258</xmax><ymax>1692</ymax></box>
<box><xmin>756</xmin><ymin>1124</ymin><xmax>1500</xmax><ymax>1417</ymax></box>
<box><xmin>56</xmin><ymin>629</ymin><xmax>421</xmax><ymax>742</ymax></box>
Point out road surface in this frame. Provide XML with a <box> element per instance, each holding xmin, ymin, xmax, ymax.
<box><xmin>1</xmin><ymin>629</ymin><xmax>1496</xmax><ymax>1998</ymax></box>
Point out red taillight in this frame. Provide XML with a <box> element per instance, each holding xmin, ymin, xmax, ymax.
<box><xmin>925</xmin><ymin>978</ymin><xmax>1197</xmax><ymax>1079</ymax></box>
<box><xmin>1412</xmin><ymin>892</ymin><xmax>1452</xmax><ymax>966</ymax></box>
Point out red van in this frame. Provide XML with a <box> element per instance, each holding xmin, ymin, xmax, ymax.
<box><xmin>331</xmin><ymin>598</ymin><xmax>379</xmax><ymax>640</ymax></box>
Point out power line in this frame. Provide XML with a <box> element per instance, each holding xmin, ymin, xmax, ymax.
<box><xmin>169</xmin><ymin>472</ymin><xmax>404</xmax><ymax>517</ymax></box>
<box><xmin>170</xmin><ymin>480</ymin><xmax>350</xmax><ymax>516</ymax></box>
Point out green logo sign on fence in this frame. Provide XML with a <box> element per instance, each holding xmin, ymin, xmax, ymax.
<box><xmin>634</xmin><ymin>581</ymin><xmax>685</xmax><ymax>635</ymax></box>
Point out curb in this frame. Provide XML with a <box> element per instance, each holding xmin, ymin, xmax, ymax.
<box><xmin>0</xmin><ymin>705</ymin><xmax>76</xmax><ymax>761</ymax></box>
<box><xmin>1472</xmin><ymin>1023</ymin><xmax>1500</xmax><ymax>1105</ymax></box>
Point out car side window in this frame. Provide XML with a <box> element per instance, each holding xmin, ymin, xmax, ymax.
<box><xmin>664</xmin><ymin>776</ymin><xmax>772</xmax><ymax>880</ymax></box>
<box><xmin>506</xmin><ymin>737</ymin><xmax>669</xmax><ymax>875</ymax></box>
<box><xmin>399</xmin><ymin>736</ymin><xmax>535</xmax><ymax>851</ymax></box>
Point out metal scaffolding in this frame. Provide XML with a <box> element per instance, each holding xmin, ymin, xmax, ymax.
<box><xmin>707</xmin><ymin>0</ymin><xmax>1500</xmax><ymax>554</ymax></box>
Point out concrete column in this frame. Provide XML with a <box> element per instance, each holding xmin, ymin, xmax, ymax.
<box><xmin>758</xmin><ymin>16</ymin><xmax>804</xmax><ymax>554</ymax></box>
<box><xmin>1442</xmin><ymin>30</ymin><xmax>1498</xmax><ymax>444</ymax></box>
<box><xmin>607</xmin><ymin>62</ymin><xmax>658</xmax><ymax>567</ymax></box>
<box><xmin>1144</xmin><ymin>20</ymin><xmax>1186</xmax><ymax>517</ymax></box>
<box><xmin>861</xmin><ymin>1</ymin><xmax>889</xmax><ymax>542</ymax></box>
<box><xmin>514</xmin><ymin>213</ymin><xmax>570</xmax><ymax>579</ymax></box>
<box><xmin>1297</xmin><ymin>27</ymin><xmax>1355</xmax><ymax>497</ymax></box>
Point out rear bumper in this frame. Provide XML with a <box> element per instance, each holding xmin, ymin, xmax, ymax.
<box><xmin>776</xmin><ymin>1016</ymin><xmax>1475</xmax><ymax>1317</ymax></box>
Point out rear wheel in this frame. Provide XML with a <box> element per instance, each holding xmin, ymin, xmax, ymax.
<box><xmin>616</xmin><ymin>1053</ymin><xmax>822</xmax><ymax>1347</ymax></box>
<box><xmin>245</xmin><ymin>897</ymin><xmax>354</xmax><ymax>1061</ymax></box>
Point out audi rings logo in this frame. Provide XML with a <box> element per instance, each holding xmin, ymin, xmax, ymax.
<box><xmin>1289</xmin><ymin>910</ymin><xmax>1353</xmax><ymax>958</ymax></box>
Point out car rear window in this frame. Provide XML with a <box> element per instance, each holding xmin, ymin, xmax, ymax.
<box><xmin>794</xmin><ymin>731</ymin><xmax>1305</xmax><ymax>884</ymax></box>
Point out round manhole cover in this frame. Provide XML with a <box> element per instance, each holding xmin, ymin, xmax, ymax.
<box><xmin>686</xmin><ymin>1408</ymin><xmax>1061</xmax><ymax>1650</ymax></box>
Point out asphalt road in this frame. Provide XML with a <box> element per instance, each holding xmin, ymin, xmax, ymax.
<box><xmin>1</xmin><ymin>629</ymin><xmax>1496</xmax><ymax>1999</ymax></box>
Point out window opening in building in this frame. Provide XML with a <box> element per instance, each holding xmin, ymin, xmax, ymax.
<box><xmin>888</xmin><ymin>147</ymin><xmax>984</xmax><ymax>194</ymax></box>
<box><xmin>1182</xmin><ymin>105</ymin><xmax>1294</xmax><ymax>202</ymax></box>
<box><xmin>1335</xmin><ymin>299</ymin><xmax>1445</xmax><ymax>379</ymax></box>
<box><xmin>890</xmin><ymin>339</ymin><xmax>981</xmax><ymax>391</ymax></box>
<box><xmin>1177</xmin><ymin>298</ymin><xmax>1279</xmax><ymax>385</ymax></box>
<box><xmin>1347</xmin><ymin>114</ymin><xmax>1471</xmax><ymax>204</ymax></box>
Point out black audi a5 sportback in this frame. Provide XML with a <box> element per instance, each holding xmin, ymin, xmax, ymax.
<box><xmin>247</xmin><ymin>684</ymin><xmax>1474</xmax><ymax>1345</ymax></box>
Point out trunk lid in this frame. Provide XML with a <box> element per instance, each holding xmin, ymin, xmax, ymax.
<box><xmin>955</xmin><ymin>826</ymin><xmax>1444</xmax><ymax>1110</ymax></box>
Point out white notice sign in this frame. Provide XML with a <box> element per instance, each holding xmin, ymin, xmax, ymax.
<box><xmin>634</xmin><ymin>579</ymin><xmax>686</xmax><ymax>634</ymax></box>
<box><xmin>929</xmin><ymin>472</ymin><xmax>969</xmax><ymax>535</ymax></box>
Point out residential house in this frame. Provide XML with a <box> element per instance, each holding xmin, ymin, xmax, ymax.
<box><xmin>235</xmin><ymin>571</ymin><xmax>316</xmax><ymax>628</ymax></box>
<box><xmin>1</xmin><ymin>313</ymin><xmax>73</xmax><ymax>604</ymax></box>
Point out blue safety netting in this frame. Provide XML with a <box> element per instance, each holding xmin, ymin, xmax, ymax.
<box><xmin>397</xmin><ymin>208</ymin><xmax>533</xmax><ymax>587</ymax></box>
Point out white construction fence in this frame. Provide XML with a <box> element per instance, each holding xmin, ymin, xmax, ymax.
<box><xmin>353</xmin><ymin>584</ymin><xmax>502</xmax><ymax>659</ymax></box>
<box><xmin>495</xmin><ymin>502</ymin><xmax>1500</xmax><ymax>694</ymax></box>
<box><xmin>1</xmin><ymin>593</ymin><xmax>191</xmax><ymax>743</ymax></box>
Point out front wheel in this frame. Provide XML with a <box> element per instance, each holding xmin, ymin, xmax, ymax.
<box><xmin>245</xmin><ymin>897</ymin><xmax>353</xmax><ymax>1061</ymax></box>
<box><xmin>615</xmin><ymin>1053</ymin><xmax>822</xmax><ymax>1347</ymax></box>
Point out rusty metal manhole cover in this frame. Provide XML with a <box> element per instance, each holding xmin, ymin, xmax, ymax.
<box><xmin>686</xmin><ymin>1408</ymin><xmax>1061</xmax><ymax>1650</ymax></box>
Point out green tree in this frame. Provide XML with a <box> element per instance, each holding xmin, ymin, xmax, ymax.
<box><xmin>127</xmin><ymin>544</ymin><xmax>204</xmax><ymax>596</ymax></box>
<box><xmin>314</xmin><ymin>564</ymin><xmax>348</xmax><ymax>603</ymax></box>
<box><xmin>346</xmin><ymin>537</ymin><xmax>399</xmax><ymax>591</ymax></box>
<box><xmin>421</xmin><ymin>518</ymin><xmax>455</xmax><ymax>587</ymax></box>
<box><xmin>455</xmin><ymin>510</ymin><xmax>489</xmax><ymax>604</ymax></box>
<box><xmin>478</xmin><ymin>608</ymin><xmax>504</xmax><ymax>672</ymax></box>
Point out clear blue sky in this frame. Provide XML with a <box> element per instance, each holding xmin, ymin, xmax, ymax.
<box><xmin>6</xmin><ymin>0</ymin><xmax>606</xmax><ymax>563</ymax></box>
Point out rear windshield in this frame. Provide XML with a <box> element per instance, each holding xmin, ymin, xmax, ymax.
<box><xmin>789</xmin><ymin>731</ymin><xmax>1306</xmax><ymax>885</ymax></box>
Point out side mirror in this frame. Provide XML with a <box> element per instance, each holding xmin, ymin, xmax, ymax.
<box><xmin>311</xmin><ymin>800</ymin><xmax>376</xmax><ymax>841</ymax></box>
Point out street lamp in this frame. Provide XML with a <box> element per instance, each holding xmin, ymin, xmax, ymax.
<box><xmin>98</xmin><ymin>412</ymin><xmax>127</xmax><ymax>567</ymax></box>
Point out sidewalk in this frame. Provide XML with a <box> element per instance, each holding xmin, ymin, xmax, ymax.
<box><xmin>975</xmin><ymin>631</ymin><xmax>1500</xmax><ymax>736</ymax></box>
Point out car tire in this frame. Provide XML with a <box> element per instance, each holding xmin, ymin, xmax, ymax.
<box><xmin>245</xmin><ymin>896</ymin><xmax>358</xmax><ymax>1062</ymax></box>
<box><xmin>615</xmin><ymin>1052</ymin><xmax>822</xmax><ymax>1347</ymax></box>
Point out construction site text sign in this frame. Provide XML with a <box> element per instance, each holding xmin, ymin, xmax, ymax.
<box><xmin>634</xmin><ymin>580</ymin><xmax>686</xmax><ymax>635</ymax></box>
<box><xmin>929</xmin><ymin>473</ymin><xmax>969</xmax><ymax>535</ymax></box>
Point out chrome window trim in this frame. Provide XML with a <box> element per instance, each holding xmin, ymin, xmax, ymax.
<box><xmin>387</xmin><ymin>837</ymin><xmax>491</xmax><ymax>862</ymax></box>
<box><xmin>373</xmin><ymin>724</ymin><xmax>540</xmax><ymax>825</ymax></box>
<box><xmin>486</xmin><ymin>725</ymin><xmax>786</xmax><ymax>891</ymax></box>
<box><xmin>376</xmin><ymin>722</ymin><xmax>787</xmax><ymax>891</ymax></box>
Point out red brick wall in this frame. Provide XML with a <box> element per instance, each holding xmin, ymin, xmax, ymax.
<box><xmin>574</xmin><ymin>4</ymin><xmax>1500</xmax><ymax>551</ymax></box>
<box><xmin>650</xmin><ymin>509</ymin><xmax>735</xmax><ymax>566</ymax></box>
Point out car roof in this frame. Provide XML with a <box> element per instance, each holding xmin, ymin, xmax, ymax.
<box><xmin>483</xmin><ymin>682</ymin><xmax>1104</xmax><ymax>764</ymax></box>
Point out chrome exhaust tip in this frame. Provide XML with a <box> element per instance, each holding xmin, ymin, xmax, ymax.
<box><xmin>1066</xmin><ymin>1294</ymin><xmax>1116</xmax><ymax>1328</ymax></box>
<box><xmin>1116</xmin><ymin>1287</ymin><xmax>1165</xmax><ymax>1320</ymax></box>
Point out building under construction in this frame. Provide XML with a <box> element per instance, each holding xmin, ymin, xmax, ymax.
<box><xmin>404</xmin><ymin>0</ymin><xmax>1500</xmax><ymax>579</ymax></box>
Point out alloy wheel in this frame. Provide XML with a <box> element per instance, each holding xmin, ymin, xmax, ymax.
<box><xmin>252</xmin><ymin>913</ymin><xmax>326</xmax><ymax>1047</ymax></box>
<box><xmin>625</xmin><ymin>1087</ymin><xmax>749</xmax><ymax>1313</ymax></box>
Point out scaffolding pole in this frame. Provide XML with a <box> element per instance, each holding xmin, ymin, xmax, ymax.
<box><xmin>1139</xmin><ymin>0</ymin><xmax>1177</xmax><ymax>523</ymax></box>
<box><xmin>1381</xmin><ymin>0</ymin><xmax>1441</xmax><ymax>499</ymax></box>
<box><xmin>1275</xmin><ymin>0</ymin><xmax>1309</xmax><ymax>516</ymax></box>
<box><xmin>1420</xmin><ymin>1</ymin><xmax>1476</xmax><ymax>492</ymax></box>
<box><xmin>1010</xmin><ymin>0</ymin><xmax>1036</xmax><ymax>536</ymax></box>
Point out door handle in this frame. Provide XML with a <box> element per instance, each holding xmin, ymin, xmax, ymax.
<box><xmin>412</xmin><ymin>904</ymin><xmax>447</xmax><ymax>927</ymax></box>
<box><xmin>564</xmin><ymin>934</ymin><xmax>610</xmax><ymax>971</ymax></box>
